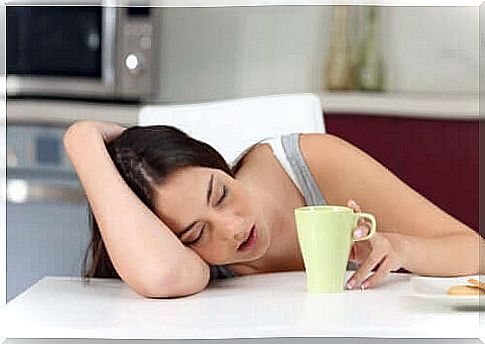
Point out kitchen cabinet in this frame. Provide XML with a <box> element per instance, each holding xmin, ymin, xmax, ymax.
<box><xmin>324</xmin><ymin>113</ymin><xmax>479</xmax><ymax>233</ymax></box>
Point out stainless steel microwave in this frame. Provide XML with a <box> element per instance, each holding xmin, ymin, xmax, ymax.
<box><xmin>7</xmin><ymin>6</ymin><xmax>160</xmax><ymax>101</ymax></box>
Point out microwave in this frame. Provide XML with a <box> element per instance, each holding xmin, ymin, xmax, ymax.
<box><xmin>7</xmin><ymin>6</ymin><xmax>160</xmax><ymax>101</ymax></box>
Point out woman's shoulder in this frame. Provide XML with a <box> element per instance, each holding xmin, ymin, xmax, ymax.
<box><xmin>298</xmin><ymin>132</ymin><xmax>341</xmax><ymax>147</ymax></box>
<box><xmin>255</xmin><ymin>132</ymin><xmax>342</xmax><ymax>168</ymax></box>
<box><xmin>298</xmin><ymin>133</ymin><xmax>352</xmax><ymax>166</ymax></box>
<box><xmin>259</xmin><ymin>132</ymin><xmax>341</xmax><ymax>156</ymax></box>
<box><xmin>234</xmin><ymin>132</ymin><xmax>340</xmax><ymax>179</ymax></box>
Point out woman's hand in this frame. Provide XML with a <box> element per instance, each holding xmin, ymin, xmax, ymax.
<box><xmin>346</xmin><ymin>199</ymin><xmax>406</xmax><ymax>290</ymax></box>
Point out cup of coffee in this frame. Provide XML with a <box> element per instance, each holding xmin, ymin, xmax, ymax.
<box><xmin>294</xmin><ymin>205</ymin><xmax>377</xmax><ymax>293</ymax></box>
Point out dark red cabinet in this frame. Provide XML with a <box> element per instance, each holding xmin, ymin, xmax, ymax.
<box><xmin>324</xmin><ymin>113</ymin><xmax>479</xmax><ymax>233</ymax></box>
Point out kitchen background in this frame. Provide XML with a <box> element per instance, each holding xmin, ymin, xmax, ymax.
<box><xmin>5</xmin><ymin>4</ymin><xmax>480</xmax><ymax>302</ymax></box>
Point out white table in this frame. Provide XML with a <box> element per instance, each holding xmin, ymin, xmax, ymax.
<box><xmin>4</xmin><ymin>271</ymin><xmax>482</xmax><ymax>341</ymax></box>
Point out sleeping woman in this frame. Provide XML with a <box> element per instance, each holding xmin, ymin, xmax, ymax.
<box><xmin>63</xmin><ymin>120</ymin><xmax>482</xmax><ymax>298</ymax></box>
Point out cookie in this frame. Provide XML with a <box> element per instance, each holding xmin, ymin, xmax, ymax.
<box><xmin>467</xmin><ymin>278</ymin><xmax>485</xmax><ymax>290</ymax></box>
<box><xmin>447</xmin><ymin>285</ymin><xmax>485</xmax><ymax>296</ymax></box>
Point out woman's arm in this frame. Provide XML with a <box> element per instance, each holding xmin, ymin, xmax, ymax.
<box><xmin>63</xmin><ymin>120</ymin><xmax>210</xmax><ymax>298</ymax></box>
<box><xmin>397</xmin><ymin>232</ymin><xmax>481</xmax><ymax>276</ymax></box>
<box><xmin>300</xmin><ymin>133</ymin><xmax>482</xmax><ymax>280</ymax></box>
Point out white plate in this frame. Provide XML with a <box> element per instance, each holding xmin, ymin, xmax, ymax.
<box><xmin>411</xmin><ymin>275</ymin><xmax>485</xmax><ymax>308</ymax></box>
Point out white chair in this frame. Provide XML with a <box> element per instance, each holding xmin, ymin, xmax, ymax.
<box><xmin>138</xmin><ymin>93</ymin><xmax>325</xmax><ymax>164</ymax></box>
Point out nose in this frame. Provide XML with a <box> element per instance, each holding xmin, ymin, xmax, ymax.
<box><xmin>211</xmin><ymin>211</ymin><xmax>246</xmax><ymax>242</ymax></box>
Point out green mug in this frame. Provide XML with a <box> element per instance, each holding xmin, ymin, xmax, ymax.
<box><xmin>294</xmin><ymin>205</ymin><xmax>377</xmax><ymax>293</ymax></box>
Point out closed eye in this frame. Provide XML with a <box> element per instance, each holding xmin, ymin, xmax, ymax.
<box><xmin>185</xmin><ymin>225</ymin><xmax>206</xmax><ymax>246</ymax></box>
<box><xmin>216</xmin><ymin>185</ymin><xmax>228</xmax><ymax>206</ymax></box>
<box><xmin>187</xmin><ymin>186</ymin><xmax>227</xmax><ymax>245</ymax></box>
<box><xmin>183</xmin><ymin>184</ymin><xmax>228</xmax><ymax>246</ymax></box>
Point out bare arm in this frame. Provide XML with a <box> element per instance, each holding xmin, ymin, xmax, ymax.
<box><xmin>63</xmin><ymin>121</ymin><xmax>210</xmax><ymax>298</ymax></box>
<box><xmin>397</xmin><ymin>232</ymin><xmax>481</xmax><ymax>276</ymax></box>
<box><xmin>301</xmin><ymin>133</ymin><xmax>482</xmax><ymax>278</ymax></box>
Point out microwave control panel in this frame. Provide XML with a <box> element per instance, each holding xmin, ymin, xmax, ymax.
<box><xmin>117</xmin><ymin>7</ymin><xmax>157</xmax><ymax>98</ymax></box>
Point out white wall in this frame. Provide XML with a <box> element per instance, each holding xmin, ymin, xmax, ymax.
<box><xmin>154</xmin><ymin>6</ymin><xmax>331</xmax><ymax>103</ymax></box>
<box><xmin>152</xmin><ymin>6</ymin><xmax>478</xmax><ymax>103</ymax></box>
<box><xmin>383</xmin><ymin>6</ymin><xmax>478</xmax><ymax>95</ymax></box>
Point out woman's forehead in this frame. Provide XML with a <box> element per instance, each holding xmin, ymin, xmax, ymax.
<box><xmin>153</xmin><ymin>167</ymin><xmax>216</xmax><ymax>218</ymax></box>
<box><xmin>164</xmin><ymin>166</ymin><xmax>216</xmax><ymax>186</ymax></box>
<box><xmin>155</xmin><ymin>167</ymin><xmax>209</xmax><ymax>203</ymax></box>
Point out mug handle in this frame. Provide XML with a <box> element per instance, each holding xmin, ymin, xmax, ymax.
<box><xmin>352</xmin><ymin>213</ymin><xmax>377</xmax><ymax>242</ymax></box>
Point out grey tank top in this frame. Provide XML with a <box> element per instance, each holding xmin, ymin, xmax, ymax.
<box><xmin>210</xmin><ymin>133</ymin><xmax>328</xmax><ymax>280</ymax></box>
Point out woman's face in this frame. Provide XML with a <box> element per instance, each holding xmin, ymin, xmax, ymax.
<box><xmin>153</xmin><ymin>166</ymin><xmax>271</xmax><ymax>265</ymax></box>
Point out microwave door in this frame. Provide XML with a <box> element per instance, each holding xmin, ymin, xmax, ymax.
<box><xmin>7</xmin><ymin>6</ymin><xmax>116</xmax><ymax>98</ymax></box>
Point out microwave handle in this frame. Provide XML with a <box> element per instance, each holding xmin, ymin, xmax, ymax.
<box><xmin>101</xmin><ymin>7</ymin><xmax>117</xmax><ymax>87</ymax></box>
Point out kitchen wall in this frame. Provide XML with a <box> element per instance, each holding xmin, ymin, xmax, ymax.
<box><xmin>152</xmin><ymin>6</ymin><xmax>478</xmax><ymax>103</ymax></box>
<box><xmin>382</xmin><ymin>6</ymin><xmax>478</xmax><ymax>95</ymax></box>
<box><xmin>154</xmin><ymin>6</ymin><xmax>330</xmax><ymax>103</ymax></box>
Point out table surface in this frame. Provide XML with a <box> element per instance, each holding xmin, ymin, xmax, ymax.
<box><xmin>4</xmin><ymin>271</ymin><xmax>483</xmax><ymax>340</ymax></box>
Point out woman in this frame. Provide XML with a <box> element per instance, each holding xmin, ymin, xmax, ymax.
<box><xmin>63</xmin><ymin>120</ymin><xmax>482</xmax><ymax>298</ymax></box>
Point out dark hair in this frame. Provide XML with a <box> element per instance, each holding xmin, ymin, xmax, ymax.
<box><xmin>82</xmin><ymin>125</ymin><xmax>237</xmax><ymax>281</ymax></box>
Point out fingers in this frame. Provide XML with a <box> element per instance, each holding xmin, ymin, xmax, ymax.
<box><xmin>353</xmin><ymin>225</ymin><xmax>371</xmax><ymax>240</ymax></box>
<box><xmin>346</xmin><ymin>199</ymin><xmax>389</xmax><ymax>289</ymax></box>
<box><xmin>348</xmin><ymin>199</ymin><xmax>372</xmax><ymax>240</ymax></box>
<box><xmin>346</xmin><ymin>247</ymin><xmax>386</xmax><ymax>290</ymax></box>
<box><xmin>347</xmin><ymin>199</ymin><xmax>361</xmax><ymax>212</ymax></box>
<box><xmin>348</xmin><ymin>244</ymin><xmax>356</xmax><ymax>262</ymax></box>
<box><xmin>348</xmin><ymin>241</ymin><xmax>371</xmax><ymax>264</ymax></box>
<box><xmin>347</xmin><ymin>199</ymin><xmax>369</xmax><ymax>228</ymax></box>
<box><xmin>360</xmin><ymin>257</ymin><xmax>392</xmax><ymax>289</ymax></box>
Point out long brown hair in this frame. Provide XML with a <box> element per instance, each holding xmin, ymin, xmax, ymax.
<box><xmin>82</xmin><ymin>125</ymin><xmax>236</xmax><ymax>281</ymax></box>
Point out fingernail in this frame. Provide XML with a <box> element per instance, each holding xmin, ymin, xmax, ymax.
<box><xmin>354</xmin><ymin>228</ymin><xmax>364</xmax><ymax>238</ymax></box>
<box><xmin>346</xmin><ymin>280</ymin><xmax>355</xmax><ymax>290</ymax></box>
<box><xmin>349</xmin><ymin>200</ymin><xmax>357</xmax><ymax>206</ymax></box>
<box><xmin>362</xmin><ymin>281</ymin><xmax>369</xmax><ymax>290</ymax></box>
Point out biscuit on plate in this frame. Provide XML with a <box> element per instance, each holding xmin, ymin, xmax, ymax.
<box><xmin>447</xmin><ymin>285</ymin><xmax>485</xmax><ymax>296</ymax></box>
<box><xmin>467</xmin><ymin>278</ymin><xmax>485</xmax><ymax>290</ymax></box>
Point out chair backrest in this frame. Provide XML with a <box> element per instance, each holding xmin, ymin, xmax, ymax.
<box><xmin>138</xmin><ymin>93</ymin><xmax>325</xmax><ymax>164</ymax></box>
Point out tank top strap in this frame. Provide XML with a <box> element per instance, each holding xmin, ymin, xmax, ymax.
<box><xmin>280</xmin><ymin>133</ymin><xmax>327</xmax><ymax>206</ymax></box>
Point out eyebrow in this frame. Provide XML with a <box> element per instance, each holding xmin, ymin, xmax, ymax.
<box><xmin>178</xmin><ymin>174</ymin><xmax>214</xmax><ymax>238</ymax></box>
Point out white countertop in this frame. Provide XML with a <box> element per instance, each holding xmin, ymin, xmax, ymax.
<box><xmin>5</xmin><ymin>92</ymin><xmax>479</xmax><ymax>127</ymax></box>
<box><xmin>6</xmin><ymin>99</ymin><xmax>141</xmax><ymax>127</ymax></box>
<box><xmin>4</xmin><ymin>271</ymin><xmax>482</xmax><ymax>340</ymax></box>
<box><xmin>319</xmin><ymin>92</ymin><xmax>479</xmax><ymax>119</ymax></box>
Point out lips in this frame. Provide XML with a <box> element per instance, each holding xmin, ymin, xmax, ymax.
<box><xmin>238</xmin><ymin>225</ymin><xmax>256</xmax><ymax>251</ymax></box>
